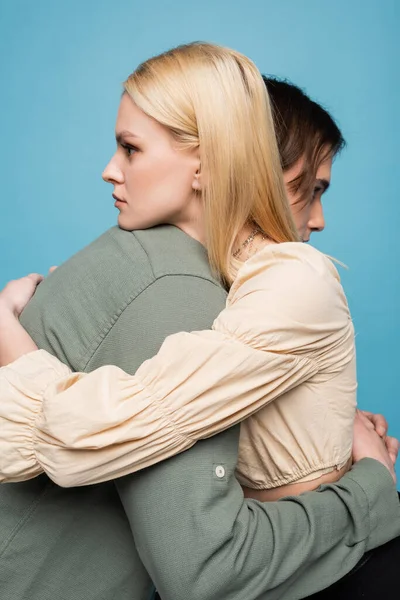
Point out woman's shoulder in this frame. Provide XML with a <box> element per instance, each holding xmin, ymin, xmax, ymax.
<box><xmin>218</xmin><ymin>242</ymin><xmax>351</xmax><ymax>353</ymax></box>
<box><xmin>230</xmin><ymin>242</ymin><xmax>342</xmax><ymax>301</ymax></box>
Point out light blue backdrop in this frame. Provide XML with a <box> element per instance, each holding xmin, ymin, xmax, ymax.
<box><xmin>0</xmin><ymin>0</ymin><xmax>399</xmax><ymax>439</ymax></box>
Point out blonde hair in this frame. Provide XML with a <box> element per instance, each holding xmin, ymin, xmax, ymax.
<box><xmin>124</xmin><ymin>42</ymin><xmax>299</xmax><ymax>285</ymax></box>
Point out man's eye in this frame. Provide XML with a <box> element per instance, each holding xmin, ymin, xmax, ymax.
<box><xmin>312</xmin><ymin>186</ymin><xmax>322</xmax><ymax>200</ymax></box>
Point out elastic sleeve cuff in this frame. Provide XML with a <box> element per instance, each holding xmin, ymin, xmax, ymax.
<box><xmin>0</xmin><ymin>350</ymin><xmax>71</xmax><ymax>482</ymax></box>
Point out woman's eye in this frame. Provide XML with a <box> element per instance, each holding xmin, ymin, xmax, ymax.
<box><xmin>121</xmin><ymin>144</ymin><xmax>137</xmax><ymax>157</ymax></box>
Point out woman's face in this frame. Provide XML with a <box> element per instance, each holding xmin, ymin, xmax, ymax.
<box><xmin>103</xmin><ymin>94</ymin><xmax>204</xmax><ymax>240</ymax></box>
<box><xmin>283</xmin><ymin>154</ymin><xmax>332</xmax><ymax>242</ymax></box>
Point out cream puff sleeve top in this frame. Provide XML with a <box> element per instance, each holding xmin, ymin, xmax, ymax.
<box><xmin>0</xmin><ymin>243</ymin><xmax>356</xmax><ymax>488</ymax></box>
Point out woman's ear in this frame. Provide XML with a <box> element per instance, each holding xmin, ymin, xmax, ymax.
<box><xmin>192</xmin><ymin>164</ymin><xmax>202</xmax><ymax>191</ymax></box>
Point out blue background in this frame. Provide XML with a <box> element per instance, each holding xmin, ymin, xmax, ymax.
<box><xmin>0</xmin><ymin>1</ymin><xmax>399</xmax><ymax>438</ymax></box>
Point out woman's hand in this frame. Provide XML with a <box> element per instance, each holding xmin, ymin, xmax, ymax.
<box><xmin>0</xmin><ymin>273</ymin><xmax>44</xmax><ymax>318</ymax></box>
<box><xmin>353</xmin><ymin>409</ymin><xmax>399</xmax><ymax>484</ymax></box>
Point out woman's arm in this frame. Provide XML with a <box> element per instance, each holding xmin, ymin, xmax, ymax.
<box><xmin>0</xmin><ymin>274</ymin><xmax>42</xmax><ymax>365</ymax></box>
<box><xmin>0</xmin><ymin>332</ymin><xmax>316</xmax><ymax>485</ymax></box>
<box><xmin>0</xmin><ymin>250</ymin><xmax>351</xmax><ymax>486</ymax></box>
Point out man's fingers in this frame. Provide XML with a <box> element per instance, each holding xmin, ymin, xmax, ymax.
<box><xmin>357</xmin><ymin>409</ymin><xmax>375</xmax><ymax>430</ymax></box>
<box><xmin>49</xmin><ymin>266</ymin><xmax>58</xmax><ymax>274</ymax></box>
<box><xmin>360</xmin><ymin>410</ymin><xmax>388</xmax><ymax>437</ymax></box>
<box><xmin>386</xmin><ymin>436</ymin><xmax>400</xmax><ymax>465</ymax></box>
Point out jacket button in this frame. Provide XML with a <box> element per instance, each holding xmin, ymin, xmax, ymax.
<box><xmin>215</xmin><ymin>465</ymin><xmax>225</xmax><ymax>478</ymax></box>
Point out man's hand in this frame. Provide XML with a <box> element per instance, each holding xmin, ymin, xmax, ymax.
<box><xmin>361</xmin><ymin>410</ymin><xmax>388</xmax><ymax>437</ymax></box>
<box><xmin>0</xmin><ymin>274</ymin><xmax>44</xmax><ymax>318</ymax></box>
<box><xmin>353</xmin><ymin>410</ymin><xmax>399</xmax><ymax>484</ymax></box>
<box><xmin>361</xmin><ymin>410</ymin><xmax>399</xmax><ymax>465</ymax></box>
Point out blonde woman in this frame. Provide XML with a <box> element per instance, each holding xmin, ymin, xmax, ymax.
<box><xmin>0</xmin><ymin>44</ymin><xmax>399</xmax><ymax>600</ymax></box>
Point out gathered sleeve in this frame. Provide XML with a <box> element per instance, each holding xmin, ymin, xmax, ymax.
<box><xmin>0</xmin><ymin>245</ymin><xmax>352</xmax><ymax>487</ymax></box>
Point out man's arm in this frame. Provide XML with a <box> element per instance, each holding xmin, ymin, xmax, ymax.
<box><xmin>88</xmin><ymin>275</ymin><xmax>400</xmax><ymax>600</ymax></box>
<box><xmin>122</xmin><ymin>434</ymin><xmax>397</xmax><ymax>600</ymax></box>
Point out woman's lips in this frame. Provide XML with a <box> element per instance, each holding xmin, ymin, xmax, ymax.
<box><xmin>112</xmin><ymin>193</ymin><xmax>127</xmax><ymax>206</ymax></box>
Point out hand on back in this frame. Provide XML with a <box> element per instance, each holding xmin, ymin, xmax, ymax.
<box><xmin>0</xmin><ymin>267</ymin><xmax>57</xmax><ymax>318</ymax></box>
<box><xmin>353</xmin><ymin>409</ymin><xmax>399</xmax><ymax>484</ymax></box>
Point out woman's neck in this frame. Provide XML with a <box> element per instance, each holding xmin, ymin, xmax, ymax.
<box><xmin>234</xmin><ymin>225</ymin><xmax>272</xmax><ymax>262</ymax></box>
<box><xmin>173</xmin><ymin>201</ymin><xmax>207</xmax><ymax>246</ymax></box>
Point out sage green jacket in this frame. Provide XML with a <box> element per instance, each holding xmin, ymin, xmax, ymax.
<box><xmin>2</xmin><ymin>225</ymin><xmax>399</xmax><ymax>600</ymax></box>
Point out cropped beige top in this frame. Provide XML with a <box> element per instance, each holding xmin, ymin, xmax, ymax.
<box><xmin>0</xmin><ymin>243</ymin><xmax>357</xmax><ymax>489</ymax></box>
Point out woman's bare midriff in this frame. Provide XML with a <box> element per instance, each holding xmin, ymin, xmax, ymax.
<box><xmin>241</xmin><ymin>459</ymin><xmax>352</xmax><ymax>502</ymax></box>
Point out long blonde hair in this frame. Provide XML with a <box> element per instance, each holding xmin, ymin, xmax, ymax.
<box><xmin>124</xmin><ymin>42</ymin><xmax>299</xmax><ymax>285</ymax></box>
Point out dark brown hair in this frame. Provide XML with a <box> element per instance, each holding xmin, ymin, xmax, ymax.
<box><xmin>263</xmin><ymin>76</ymin><xmax>346</xmax><ymax>203</ymax></box>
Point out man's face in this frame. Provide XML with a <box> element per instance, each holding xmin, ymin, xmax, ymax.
<box><xmin>283</xmin><ymin>154</ymin><xmax>332</xmax><ymax>242</ymax></box>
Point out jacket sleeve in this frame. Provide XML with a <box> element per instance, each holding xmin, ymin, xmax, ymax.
<box><xmin>121</xmin><ymin>429</ymin><xmax>400</xmax><ymax>600</ymax></box>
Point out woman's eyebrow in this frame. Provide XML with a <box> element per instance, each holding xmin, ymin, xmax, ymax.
<box><xmin>115</xmin><ymin>130</ymin><xmax>142</xmax><ymax>144</ymax></box>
